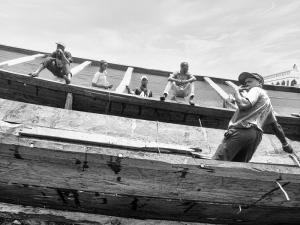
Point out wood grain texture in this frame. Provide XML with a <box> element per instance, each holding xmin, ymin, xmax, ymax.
<box><xmin>0</xmin><ymin>203</ymin><xmax>208</xmax><ymax>225</ymax></box>
<box><xmin>0</xmin><ymin>129</ymin><xmax>300</xmax><ymax>224</ymax></box>
<box><xmin>0</xmin><ymin>98</ymin><xmax>299</xmax><ymax>165</ymax></box>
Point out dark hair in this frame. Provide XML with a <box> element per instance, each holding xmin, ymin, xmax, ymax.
<box><xmin>180</xmin><ymin>62</ymin><xmax>189</xmax><ymax>67</ymax></box>
<box><xmin>99</xmin><ymin>60</ymin><xmax>108</xmax><ymax>65</ymax></box>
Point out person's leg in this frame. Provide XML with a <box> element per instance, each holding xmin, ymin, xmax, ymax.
<box><xmin>29</xmin><ymin>58</ymin><xmax>54</xmax><ymax>77</ymax></box>
<box><xmin>182</xmin><ymin>82</ymin><xmax>195</xmax><ymax>105</ymax></box>
<box><xmin>160</xmin><ymin>81</ymin><xmax>173</xmax><ymax>101</ymax></box>
<box><xmin>232</xmin><ymin>128</ymin><xmax>262</xmax><ymax>162</ymax></box>
<box><xmin>61</xmin><ymin>63</ymin><xmax>72</xmax><ymax>84</ymax></box>
<box><xmin>212</xmin><ymin>129</ymin><xmax>246</xmax><ymax>161</ymax></box>
<box><xmin>233</xmin><ymin>128</ymin><xmax>262</xmax><ymax>162</ymax></box>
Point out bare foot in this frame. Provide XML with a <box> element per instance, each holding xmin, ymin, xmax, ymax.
<box><xmin>29</xmin><ymin>72</ymin><xmax>39</xmax><ymax>77</ymax></box>
<box><xmin>63</xmin><ymin>74</ymin><xmax>71</xmax><ymax>84</ymax></box>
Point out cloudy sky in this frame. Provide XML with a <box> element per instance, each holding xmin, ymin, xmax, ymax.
<box><xmin>0</xmin><ymin>0</ymin><xmax>299</xmax><ymax>78</ymax></box>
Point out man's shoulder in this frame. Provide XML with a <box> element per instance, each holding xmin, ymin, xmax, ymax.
<box><xmin>64</xmin><ymin>51</ymin><xmax>72</xmax><ymax>57</ymax></box>
<box><xmin>249</xmin><ymin>86</ymin><xmax>266</xmax><ymax>95</ymax></box>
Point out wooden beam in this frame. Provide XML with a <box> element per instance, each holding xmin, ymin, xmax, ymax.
<box><xmin>204</xmin><ymin>77</ymin><xmax>237</xmax><ymax>109</ymax></box>
<box><xmin>0</xmin><ymin>128</ymin><xmax>300</xmax><ymax>224</ymax></box>
<box><xmin>0</xmin><ymin>54</ymin><xmax>44</xmax><ymax>66</ymax></box>
<box><xmin>70</xmin><ymin>61</ymin><xmax>91</xmax><ymax>75</ymax></box>
<box><xmin>204</xmin><ymin>77</ymin><xmax>229</xmax><ymax>100</ymax></box>
<box><xmin>115</xmin><ymin>67</ymin><xmax>134</xmax><ymax>93</ymax></box>
<box><xmin>0</xmin><ymin>202</ymin><xmax>204</xmax><ymax>225</ymax></box>
<box><xmin>65</xmin><ymin>61</ymin><xmax>91</xmax><ymax>109</ymax></box>
<box><xmin>1</xmin><ymin>98</ymin><xmax>299</xmax><ymax>165</ymax></box>
<box><xmin>18</xmin><ymin>126</ymin><xmax>201</xmax><ymax>155</ymax></box>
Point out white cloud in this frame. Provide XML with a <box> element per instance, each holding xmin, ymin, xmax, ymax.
<box><xmin>0</xmin><ymin>0</ymin><xmax>300</xmax><ymax>78</ymax></box>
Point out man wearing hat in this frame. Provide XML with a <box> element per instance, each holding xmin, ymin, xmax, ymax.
<box><xmin>29</xmin><ymin>42</ymin><xmax>73</xmax><ymax>84</ymax></box>
<box><xmin>160</xmin><ymin>62</ymin><xmax>196</xmax><ymax>105</ymax></box>
<box><xmin>213</xmin><ymin>72</ymin><xmax>294</xmax><ymax>162</ymax></box>
<box><xmin>126</xmin><ymin>75</ymin><xmax>153</xmax><ymax>97</ymax></box>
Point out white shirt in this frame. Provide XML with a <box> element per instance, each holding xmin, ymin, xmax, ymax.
<box><xmin>92</xmin><ymin>71</ymin><xmax>109</xmax><ymax>87</ymax></box>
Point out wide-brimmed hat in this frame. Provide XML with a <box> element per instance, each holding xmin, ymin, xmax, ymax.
<box><xmin>238</xmin><ymin>72</ymin><xmax>264</xmax><ymax>85</ymax></box>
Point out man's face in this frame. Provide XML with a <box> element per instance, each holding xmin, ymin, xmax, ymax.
<box><xmin>141</xmin><ymin>79</ymin><xmax>148</xmax><ymax>86</ymax></box>
<box><xmin>100</xmin><ymin>63</ymin><xmax>108</xmax><ymax>71</ymax></box>
<box><xmin>245</xmin><ymin>77</ymin><xmax>261</xmax><ymax>89</ymax></box>
<box><xmin>180</xmin><ymin>63</ymin><xmax>189</xmax><ymax>73</ymax></box>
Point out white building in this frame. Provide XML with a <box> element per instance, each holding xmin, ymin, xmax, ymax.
<box><xmin>264</xmin><ymin>64</ymin><xmax>300</xmax><ymax>87</ymax></box>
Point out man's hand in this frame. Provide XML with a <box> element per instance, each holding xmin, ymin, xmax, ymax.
<box><xmin>29</xmin><ymin>71</ymin><xmax>39</xmax><ymax>77</ymax></box>
<box><xmin>181</xmin><ymin>80</ymin><xmax>188</xmax><ymax>84</ymax></box>
<box><xmin>283</xmin><ymin>143</ymin><xmax>294</xmax><ymax>153</ymax></box>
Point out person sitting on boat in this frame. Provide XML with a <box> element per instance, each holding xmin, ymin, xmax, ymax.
<box><xmin>29</xmin><ymin>42</ymin><xmax>72</xmax><ymax>84</ymax></box>
<box><xmin>126</xmin><ymin>75</ymin><xmax>153</xmax><ymax>97</ymax></box>
<box><xmin>160</xmin><ymin>62</ymin><xmax>196</xmax><ymax>105</ymax></box>
<box><xmin>92</xmin><ymin>60</ymin><xmax>113</xmax><ymax>89</ymax></box>
<box><xmin>213</xmin><ymin>72</ymin><xmax>294</xmax><ymax>162</ymax></box>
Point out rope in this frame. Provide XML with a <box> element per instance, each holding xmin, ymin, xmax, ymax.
<box><xmin>156</xmin><ymin>120</ymin><xmax>161</xmax><ymax>154</ymax></box>
<box><xmin>105</xmin><ymin>90</ymin><xmax>111</xmax><ymax>115</ymax></box>
<box><xmin>198</xmin><ymin>118</ymin><xmax>212</xmax><ymax>153</ymax></box>
<box><xmin>276</xmin><ymin>181</ymin><xmax>290</xmax><ymax>201</ymax></box>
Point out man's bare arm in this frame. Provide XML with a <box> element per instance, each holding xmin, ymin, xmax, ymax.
<box><xmin>232</xmin><ymin>88</ymin><xmax>252</xmax><ymax>110</ymax></box>
<box><xmin>270</xmin><ymin>121</ymin><xmax>293</xmax><ymax>153</ymax></box>
<box><xmin>168</xmin><ymin>74</ymin><xmax>181</xmax><ymax>83</ymax></box>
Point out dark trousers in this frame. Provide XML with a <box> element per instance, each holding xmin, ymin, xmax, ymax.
<box><xmin>213</xmin><ymin>127</ymin><xmax>262</xmax><ymax>162</ymax></box>
<box><xmin>42</xmin><ymin>58</ymin><xmax>71</xmax><ymax>78</ymax></box>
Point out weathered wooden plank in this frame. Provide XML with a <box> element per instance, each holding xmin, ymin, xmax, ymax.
<box><xmin>0</xmin><ymin>98</ymin><xmax>299</xmax><ymax>165</ymax></box>
<box><xmin>70</xmin><ymin>60</ymin><xmax>91</xmax><ymax>75</ymax></box>
<box><xmin>65</xmin><ymin>61</ymin><xmax>92</xmax><ymax>109</ymax></box>
<box><xmin>115</xmin><ymin>67</ymin><xmax>134</xmax><ymax>93</ymax></box>
<box><xmin>0</xmin><ymin>129</ymin><xmax>300</xmax><ymax>224</ymax></box>
<box><xmin>204</xmin><ymin>77</ymin><xmax>237</xmax><ymax>109</ymax></box>
<box><xmin>0</xmin><ymin>54</ymin><xmax>44</xmax><ymax>66</ymax></box>
<box><xmin>18</xmin><ymin>126</ymin><xmax>200</xmax><ymax>155</ymax></box>
<box><xmin>0</xmin><ymin>186</ymin><xmax>299</xmax><ymax>225</ymax></box>
<box><xmin>0</xmin><ymin>203</ymin><xmax>207</xmax><ymax>225</ymax></box>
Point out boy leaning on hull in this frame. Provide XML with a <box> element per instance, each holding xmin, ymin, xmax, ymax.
<box><xmin>29</xmin><ymin>42</ymin><xmax>73</xmax><ymax>84</ymax></box>
<box><xmin>213</xmin><ymin>72</ymin><xmax>294</xmax><ymax>162</ymax></box>
<box><xmin>160</xmin><ymin>62</ymin><xmax>196</xmax><ymax>105</ymax></box>
<box><xmin>92</xmin><ymin>60</ymin><xmax>113</xmax><ymax>89</ymax></box>
<box><xmin>126</xmin><ymin>75</ymin><xmax>153</xmax><ymax>98</ymax></box>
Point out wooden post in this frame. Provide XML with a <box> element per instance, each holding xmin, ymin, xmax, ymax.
<box><xmin>0</xmin><ymin>54</ymin><xmax>44</xmax><ymax>67</ymax></box>
<box><xmin>115</xmin><ymin>67</ymin><xmax>134</xmax><ymax>93</ymax></box>
<box><xmin>204</xmin><ymin>77</ymin><xmax>237</xmax><ymax>109</ymax></box>
<box><xmin>64</xmin><ymin>61</ymin><xmax>91</xmax><ymax>110</ymax></box>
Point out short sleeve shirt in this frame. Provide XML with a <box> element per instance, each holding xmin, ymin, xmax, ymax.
<box><xmin>229</xmin><ymin>87</ymin><xmax>276</xmax><ymax>131</ymax></box>
<box><xmin>171</xmin><ymin>71</ymin><xmax>195</xmax><ymax>88</ymax></box>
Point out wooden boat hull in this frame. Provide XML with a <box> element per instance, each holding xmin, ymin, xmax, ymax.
<box><xmin>0</xmin><ymin>99</ymin><xmax>300</xmax><ymax>224</ymax></box>
<box><xmin>0</xmin><ymin>68</ymin><xmax>299</xmax><ymax>141</ymax></box>
<box><xmin>1</xmin><ymin>127</ymin><xmax>300</xmax><ymax>225</ymax></box>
